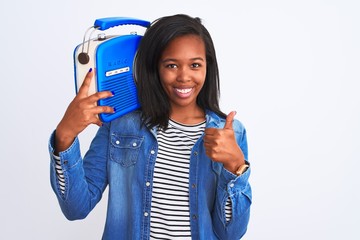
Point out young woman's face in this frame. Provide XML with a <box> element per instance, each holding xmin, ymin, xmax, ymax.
<box><xmin>158</xmin><ymin>34</ymin><xmax>206</xmax><ymax>111</ymax></box>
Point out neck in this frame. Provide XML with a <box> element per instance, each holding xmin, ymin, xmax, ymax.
<box><xmin>170</xmin><ymin>105</ymin><xmax>205</xmax><ymax>124</ymax></box>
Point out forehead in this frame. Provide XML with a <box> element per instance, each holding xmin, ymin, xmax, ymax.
<box><xmin>161</xmin><ymin>35</ymin><xmax>206</xmax><ymax>59</ymax></box>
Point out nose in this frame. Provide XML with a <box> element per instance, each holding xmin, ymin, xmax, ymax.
<box><xmin>176</xmin><ymin>66</ymin><xmax>191</xmax><ymax>82</ymax></box>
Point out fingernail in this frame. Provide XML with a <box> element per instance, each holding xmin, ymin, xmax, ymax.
<box><xmin>89</xmin><ymin>68</ymin><xmax>93</xmax><ymax>72</ymax></box>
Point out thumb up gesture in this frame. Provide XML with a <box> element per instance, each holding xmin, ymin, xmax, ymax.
<box><xmin>204</xmin><ymin>111</ymin><xmax>245</xmax><ymax>173</ymax></box>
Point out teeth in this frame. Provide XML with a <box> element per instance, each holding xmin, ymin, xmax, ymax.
<box><xmin>176</xmin><ymin>88</ymin><xmax>192</xmax><ymax>94</ymax></box>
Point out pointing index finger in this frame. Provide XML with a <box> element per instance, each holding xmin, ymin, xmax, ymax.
<box><xmin>78</xmin><ymin>68</ymin><xmax>94</xmax><ymax>97</ymax></box>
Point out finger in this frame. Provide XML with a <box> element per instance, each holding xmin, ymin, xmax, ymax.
<box><xmin>84</xmin><ymin>114</ymin><xmax>103</xmax><ymax>127</ymax></box>
<box><xmin>224</xmin><ymin>111</ymin><xmax>236</xmax><ymax>129</ymax></box>
<box><xmin>78</xmin><ymin>68</ymin><xmax>94</xmax><ymax>97</ymax></box>
<box><xmin>88</xmin><ymin>90</ymin><xmax>114</xmax><ymax>103</ymax></box>
<box><xmin>93</xmin><ymin>118</ymin><xmax>104</xmax><ymax>127</ymax></box>
<box><xmin>92</xmin><ymin>105</ymin><xmax>115</xmax><ymax>114</ymax></box>
<box><xmin>204</xmin><ymin>128</ymin><xmax>218</xmax><ymax>136</ymax></box>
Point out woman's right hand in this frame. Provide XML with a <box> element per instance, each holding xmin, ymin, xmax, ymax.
<box><xmin>54</xmin><ymin>69</ymin><xmax>114</xmax><ymax>154</ymax></box>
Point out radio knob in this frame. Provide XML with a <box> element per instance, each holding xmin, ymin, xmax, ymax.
<box><xmin>78</xmin><ymin>52</ymin><xmax>90</xmax><ymax>65</ymax></box>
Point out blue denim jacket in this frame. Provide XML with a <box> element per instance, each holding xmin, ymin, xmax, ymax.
<box><xmin>49</xmin><ymin>110</ymin><xmax>251</xmax><ymax>240</ymax></box>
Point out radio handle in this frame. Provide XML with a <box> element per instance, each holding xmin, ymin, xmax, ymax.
<box><xmin>94</xmin><ymin>17</ymin><xmax>150</xmax><ymax>30</ymax></box>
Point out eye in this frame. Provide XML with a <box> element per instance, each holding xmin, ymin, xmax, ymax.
<box><xmin>191</xmin><ymin>63</ymin><xmax>201</xmax><ymax>68</ymax></box>
<box><xmin>166</xmin><ymin>64</ymin><xmax>177</xmax><ymax>69</ymax></box>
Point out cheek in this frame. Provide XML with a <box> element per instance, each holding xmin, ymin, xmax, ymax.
<box><xmin>158</xmin><ymin>71</ymin><xmax>168</xmax><ymax>85</ymax></box>
<box><xmin>195</xmin><ymin>72</ymin><xmax>207</xmax><ymax>86</ymax></box>
<box><xmin>159</xmin><ymin>74</ymin><xmax>173</xmax><ymax>94</ymax></box>
<box><xmin>160</xmin><ymin>78</ymin><xmax>173</xmax><ymax>91</ymax></box>
<box><xmin>159</xmin><ymin>69</ymin><xmax>173</xmax><ymax>82</ymax></box>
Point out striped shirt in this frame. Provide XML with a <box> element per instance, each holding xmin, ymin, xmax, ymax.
<box><xmin>150</xmin><ymin>119</ymin><xmax>206</xmax><ymax>239</ymax></box>
<box><xmin>54</xmin><ymin>155</ymin><xmax>65</xmax><ymax>194</ymax></box>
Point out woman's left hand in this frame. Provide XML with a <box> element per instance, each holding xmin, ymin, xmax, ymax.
<box><xmin>204</xmin><ymin>111</ymin><xmax>245</xmax><ymax>173</ymax></box>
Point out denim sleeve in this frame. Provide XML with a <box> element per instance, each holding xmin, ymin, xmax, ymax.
<box><xmin>48</xmin><ymin>124</ymin><xmax>110</xmax><ymax>220</ymax></box>
<box><xmin>212</xmin><ymin>120</ymin><xmax>252</xmax><ymax>239</ymax></box>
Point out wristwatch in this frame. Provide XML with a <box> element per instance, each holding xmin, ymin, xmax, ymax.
<box><xmin>235</xmin><ymin>164</ymin><xmax>249</xmax><ymax>176</ymax></box>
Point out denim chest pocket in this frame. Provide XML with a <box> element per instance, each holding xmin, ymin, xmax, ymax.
<box><xmin>110</xmin><ymin>134</ymin><xmax>144</xmax><ymax>167</ymax></box>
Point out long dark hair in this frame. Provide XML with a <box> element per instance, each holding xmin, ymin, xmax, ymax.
<box><xmin>134</xmin><ymin>14</ymin><xmax>226</xmax><ymax>129</ymax></box>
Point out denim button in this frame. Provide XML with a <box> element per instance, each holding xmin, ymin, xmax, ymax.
<box><xmin>146</xmin><ymin>182</ymin><xmax>150</xmax><ymax>187</ymax></box>
<box><xmin>132</xmin><ymin>142</ymin><xmax>137</xmax><ymax>147</ymax></box>
<box><xmin>230</xmin><ymin>183</ymin><xmax>235</xmax><ymax>188</ymax></box>
<box><xmin>193</xmin><ymin>151</ymin><xmax>198</xmax><ymax>156</ymax></box>
<box><xmin>150</xmin><ymin>150</ymin><xmax>155</xmax><ymax>154</ymax></box>
<box><xmin>144</xmin><ymin>212</ymin><xmax>149</xmax><ymax>217</ymax></box>
<box><xmin>63</xmin><ymin>160</ymin><xmax>68</xmax><ymax>165</ymax></box>
<box><xmin>192</xmin><ymin>184</ymin><xmax>196</xmax><ymax>188</ymax></box>
<box><xmin>192</xmin><ymin>214</ymin><xmax>197</xmax><ymax>220</ymax></box>
<box><xmin>115</xmin><ymin>140</ymin><xmax>120</xmax><ymax>145</ymax></box>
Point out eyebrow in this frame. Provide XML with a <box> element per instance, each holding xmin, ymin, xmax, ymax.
<box><xmin>161</xmin><ymin>57</ymin><xmax>205</xmax><ymax>63</ymax></box>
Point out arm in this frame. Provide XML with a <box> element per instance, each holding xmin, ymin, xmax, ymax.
<box><xmin>49</xmin><ymin>123</ymin><xmax>110</xmax><ymax>220</ymax></box>
<box><xmin>213</xmin><ymin>162</ymin><xmax>251</xmax><ymax>239</ymax></box>
<box><xmin>49</xmin><ymin>68</ymin><xmax>114</xmax><ymax>219</ymax></box>
<box><xmin>204</xmin><ymin>113</ymin><xmax>252</xmax><ymax>239</ymax></box>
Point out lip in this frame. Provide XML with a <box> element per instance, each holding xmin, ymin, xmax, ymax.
<box><xmin>174</xmin><ymin>87</ymin><xmax>193</xmax><ymax>98</ymax></box>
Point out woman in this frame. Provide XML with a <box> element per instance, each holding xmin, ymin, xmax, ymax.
<box><xmin>49</xmin><ymin>14</ymin><xmax>251</xmax><ymax>239</ymax></box>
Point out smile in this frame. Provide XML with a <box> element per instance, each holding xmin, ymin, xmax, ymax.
<box><xmin>175</xmin><ymin>88</ymin><xmax>192</xmax><ymax>94</ymax></box>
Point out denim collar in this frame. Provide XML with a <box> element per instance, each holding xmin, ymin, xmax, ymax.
<box><xmin>148</xmin><ymin>110</ymin><xmax>222</xmax><ymax>136</ymax></box>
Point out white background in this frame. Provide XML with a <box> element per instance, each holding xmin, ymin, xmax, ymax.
<box><xmin>1</xmin><ymin>0</ymin><xmax>359</xmax><ymax>239</ymax></box>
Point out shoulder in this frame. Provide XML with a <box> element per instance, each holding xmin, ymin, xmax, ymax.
<box><xmin>206</xmin><ymin>110</ymin><xmax>246</xmax><ymax>133</ymax></box>
<box><xmin>232</xmin><ymin>118</ymin><xmax>246</xmax><ymax>134</ymax></box>
<box><xmin>112</xmin><ymin>110</ymin><xmax>141</xmax><ymax>122</ymax></box>
<box><xmin>106</xmin><ymin>110</ymin><xmax>143</xmax><ymax>130</ymax></box>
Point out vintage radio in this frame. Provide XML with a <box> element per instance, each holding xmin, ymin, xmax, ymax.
<box><xmin>73</xmin><ymin>17</ymin><xmax>150</xmax><ymax>122</ymax></box>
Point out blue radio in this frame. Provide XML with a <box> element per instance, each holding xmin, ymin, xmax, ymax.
<box><xmin>73</xmin><ymin>17</ymin><xmax>150</xmax><ymax>122</ymax></box>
